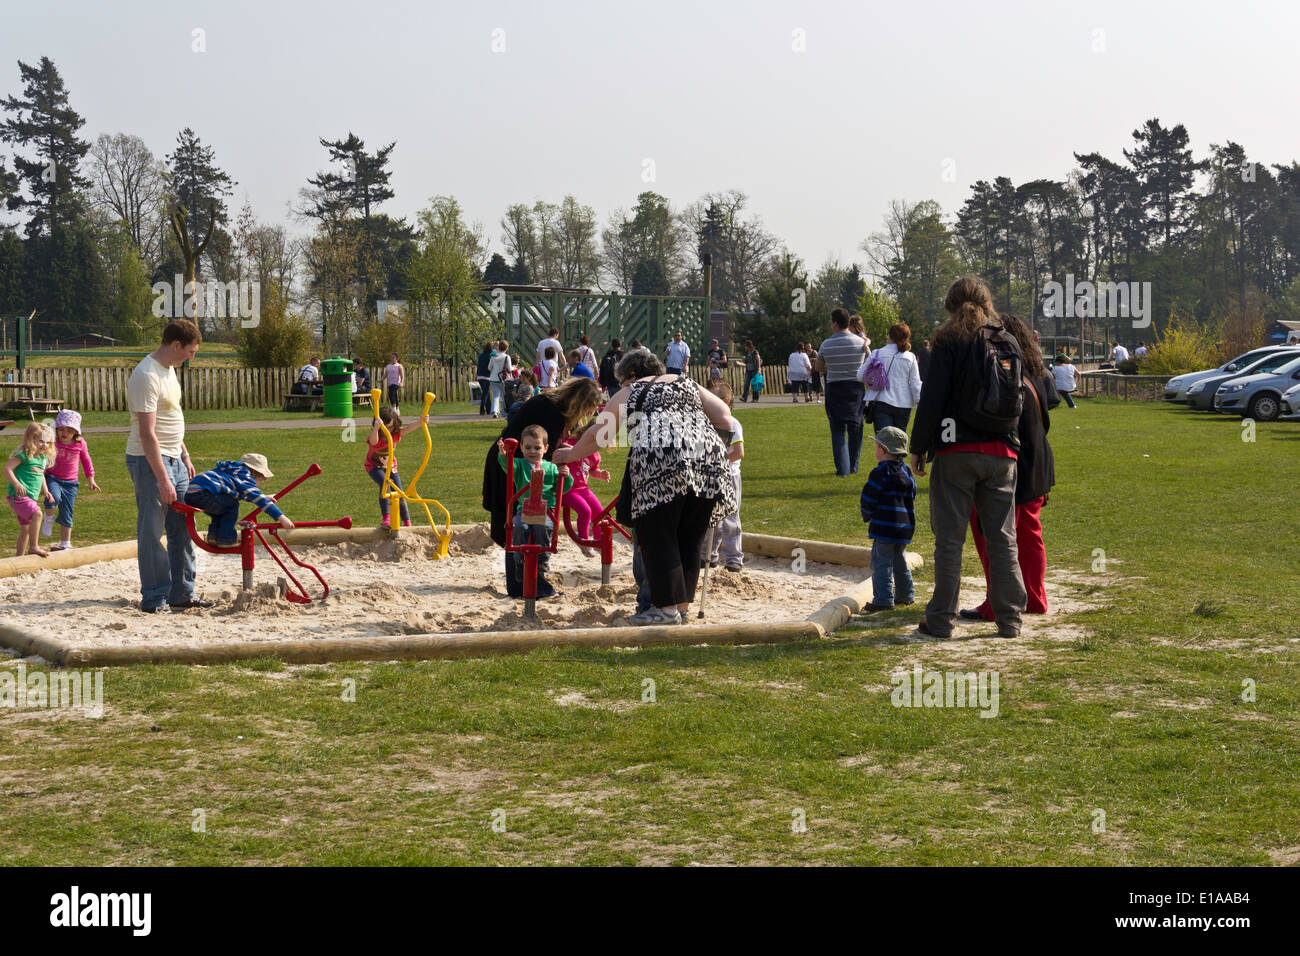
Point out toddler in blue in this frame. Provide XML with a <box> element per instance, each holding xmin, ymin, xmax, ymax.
<box><xmin>859</xmin><ymin>426</ymin><xmax>916</xmax><ymax>610</ymax></box>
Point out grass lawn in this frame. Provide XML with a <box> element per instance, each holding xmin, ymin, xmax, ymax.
<box><xmin>5</xmin><ymin>343</ymin><xmax>244</xmax><ymax>370</ymax></box>
<box><xmin>1</xmin><ymin>399</ymin><xmax>1298</xmax><ymax>865</ymax></box>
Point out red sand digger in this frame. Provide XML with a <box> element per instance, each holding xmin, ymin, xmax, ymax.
<box><xmin>501</xmin><ymin>437</ymin><xmax>568</xmax><ymax>620</ymax></box>
<box><xmin>171</xmin><ymin>463</ymin><xmax>352</xmax><ymax>604</ymax></box>
<box><xmin>561</xmin><ymin>495</ymin><xmax>631</xmax><ymax>585</ymax></box>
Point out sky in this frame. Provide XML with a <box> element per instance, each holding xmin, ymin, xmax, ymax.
<box><xmin>2</xmin><ymin>0</ymin><xmax>1298</xmax><ymax>272</ymax></box>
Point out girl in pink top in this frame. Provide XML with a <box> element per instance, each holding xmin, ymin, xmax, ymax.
<box><xmin>44</xmin><ymin>409</ymin><xmax>101</xmax><ymax>551</ymax></box>
<box><xmin>560</xmin><ymin>423</ymin><xmax>611</xmax><ymax>556</ymax></box>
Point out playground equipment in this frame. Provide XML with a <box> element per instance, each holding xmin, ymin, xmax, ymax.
<box><xmin>560</xmin><ymin>495</ymin><xmax>631</xmax><ymax>585</ymax></box>
<box><xmin>502</xmin><ymin>437</ymin><xmax>566</xmax><ymax>620</ymax></box>
<box><xmin>370</xmin><ymin>388</ymin><xmax>452</xmax><ymax>558</ymax></box>
<box><xmin>171</xmin><ymin>463</ymin><xmax>352</xmax><ymax>603</ymax></box>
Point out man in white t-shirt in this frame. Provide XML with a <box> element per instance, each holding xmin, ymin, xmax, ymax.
<box><xmin>664</xmin><ymin>330</ymin><xmax>691</xmax><ymax>375</ymax></box>
<box><xmin>1111</xmin><ymin>342</ymin><xmax>1130</xmax><ymax>364</ymax></box>
<box><xmin>787</xmin><ymin>346</ymin><xmax>813</xmax><ymax>403</ymax></box>
<box><xmin>1134</xmin><ymin>341</ymin><xmax>1149</xmax><ymax>359</ymax></box>
<box><xmin>536</xmin><ymin>327</ymin><xmax>566</xmax><ymax>376</ymax></box>
<box><xmin>125</xmin><ymin>319</ymin><xmax>211</xmax><ymax>613</ymax></box>
<box><xmin>295</xmin><ymin>357</ymin><xmax>322</xmax><ymax>394</ymax></box>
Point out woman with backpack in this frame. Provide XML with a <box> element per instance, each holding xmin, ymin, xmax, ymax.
<box><xmin>860</xmin><ymin>323</ymin><xmax>922</xmax><ymax>433</ymax></box>
<box><xmin>964</xmin><ymin>313</ymin><xmax>1056</xmax><ymax>624</ymax></box>
<box><xmin>909</xmin><ymin>277</ymin><xmax>1027</xmax><ymax>640</ymax></box>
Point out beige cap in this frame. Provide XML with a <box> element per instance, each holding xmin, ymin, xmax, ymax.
<box><xmin>240</xmin><ymin>453</ymin><xmax>273</xmax><ymax>478</ymax></box>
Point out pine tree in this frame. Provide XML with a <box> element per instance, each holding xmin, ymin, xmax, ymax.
<box><xmin>165</xmin><ymin>128</ymin><xmax>234</xmax><ymax>285</ymax></box>
<box><xmin>1124</xmin><ymin>119</ymin><xmax>1204</xmax><ymax>247</ymax></box>
<box><xmin>0</xmin><ymin>56</ymin><xmax>91</xmax><ymax>238</ymax></box>
<box><xmin>482</xmin><ymin>252</ymin><xmax>512</xmax><ymax>285</ymax></box>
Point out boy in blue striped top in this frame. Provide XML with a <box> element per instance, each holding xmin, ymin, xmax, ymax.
<box><xmin>185</xmin><ymin>453</ymin><xmax>294</xmax><ymax>547</ymax></box>
<box><xmin>859</xmin><ymin>426</ymin><xmax>916</xmax><ymax>611</ymax></box>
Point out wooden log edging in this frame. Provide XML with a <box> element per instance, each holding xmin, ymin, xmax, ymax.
<box><xmin>0</xmin><ymin>529</ymin><xmax>923</xmax><ymax>668</ymax></box>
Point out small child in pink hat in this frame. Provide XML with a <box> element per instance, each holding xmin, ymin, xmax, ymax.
<box><xmin>44</xmin><ymin>409</ymin><xmax>101</xmax><ymax>551</ymax></box>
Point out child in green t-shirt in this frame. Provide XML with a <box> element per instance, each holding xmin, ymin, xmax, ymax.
<box><xmin>497</xmin><ymin>426</ymin><xmax>572</xmax><ymax>598</ymax></box>
<box><xmin>4</xmin><ymin>423</ymin><xmax>56</xmax><ymax>557</ymax></box>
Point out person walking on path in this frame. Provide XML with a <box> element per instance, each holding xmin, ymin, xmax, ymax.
<box><xmin>909</xmin><ymin>277</ymin><xmax>1026</xmax><ymax>639</ymax></box>
<box><xmin>787</xmin><ymin>344</ymin><xmax>813</xmax><ymax>403</ymax></box>
<box><xmin>125</xmin><ymin>319</ymin><xmax>213</xmax><ymax>614</ymax></box>
<box><xmin>736</xmin><ymin>340</ymin><xmax>762</xmax><ymax>402</ymax></box>
<box><xmin>476</xmin><ymin>343</ymin><xmax>494</xmax><ymax>416</ymax></box>
<box><xmin>817</xmin><ymin>309</ymin><xmax>868</xmax><ymax>476</ymax></box>
<box><xmin>664</xmin><ymin>330</ymin><xmax>691</xmax><ymax>376</ymax></box>
<box><xmin>860</xmin><ymin>322</ymin><xmax>923</xmax><ymax>433</ymax></box>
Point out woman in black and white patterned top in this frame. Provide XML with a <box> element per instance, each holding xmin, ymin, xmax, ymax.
<box><xmin>554</xmin><ymin>349</ymin><xmax>736</xmax><ymax>625</ymax></box>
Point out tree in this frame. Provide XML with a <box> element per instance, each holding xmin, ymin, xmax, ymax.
<box><xmin>482</xmin><ymin>252</ymin><xmax>512</xmax><ymax>286</ymax></box>
<box><xmin>868</xmin><ymin>200</ymin><xmax>964</xmax><ymax>334</ymax></box>
<box><xmin>237</xmin><ymin>283</ymin><xmax>312</xmax><ymax>368</ymax></box>
<box><xmin>0</xmin><ymin>56</ymin><xmax>91</xmax><ymax>238</ymax></box>
<box><xmin>1124</xmin><ymin>118</ymin><xmax>1204</xmax><ymax>247</ymax></box>
<box><xmin>510</xmin><ymin>254</ymin><xmax>531</xmax><ymax>285</ymax></box>
<box><xmin>684</xmin><ymin>190</ymin><xmax>779</xmax><ymax>310</ymax></box>
<box><xmin>631</xmin><ymin>258</ymin><xmax>669</xmax><ymax>295</ymax></box>
<box><xmin>166</xmin><ymin>128</ymin><xmax>234</xmax><ymax>280</ymax></box>
<box><xmin>601</xmin><ymin>191</ymin><xmax>690</xmax><ymax>293</ymax></box>
<box><xmin>0</xmin><ymin>228</ymin><xmax>25</xmax><ymax>316</ymax></box>
<box><xmin>856</xmin><ymin>283</ymin><xmax>900</xmax><ymax>349</ymax></box>
<box><xmin>306</xmin><ymin>133</ymin><xmax>396</xmax><ymax>221</ymax></box>
<box><xmin>87</xmin><ymin>133</ymin><xmax>168</xmax><ymax>269</ymax></box>
<box><xmin>404</xmin><ymin>195</ymin><xmax>492</xmax><ymax>365</ymax></box>
<box><xmin>732</xmin><ymin>252</ymin><xmax>829</xmax><ymax>361</ymax></box>
<box><xmin>100</xmin><ymin>220</ymin><xmax>158</xmax><ymax>344</ymax></box>
<box><xmin>23</xmin><ymin>221</ymin><xmax>111</xmax><ymax>339</ymax></box>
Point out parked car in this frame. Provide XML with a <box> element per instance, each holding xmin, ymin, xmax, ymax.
<box><xmin>1280</xmin><ymin>381</ymin><xmax>1300</xmax><ymax>420</ymax></box>
<box><xmin>1164</xmin><ymin>346</ymin><xmax>1300</xmax><ymax>402</ymax></box>
<box><xmin>1213</xmin><ymin>356</ymin><xmax>1300</xmax><ymax>420</ymax></box>
<box><xmin>1185</xmin><ymin>349</ymin><xmax>1300</xmax><ymax>410</ymax></box>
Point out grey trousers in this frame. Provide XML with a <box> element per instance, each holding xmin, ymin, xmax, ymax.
<box><xmin>925</xmin><ymin>452</ymin><xmax>1026</xmax><ymax>635</ymax></box>
<box><xmin>701</xmin><ymin>470</ymin><xmax>743</xmax><ymax>566</ymax></box>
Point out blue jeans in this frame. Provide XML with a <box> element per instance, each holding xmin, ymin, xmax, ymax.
<box><xmin>45</xmin><ymin>475</ymin><xmax>79</xmax><ymax>527</ymax></box>
<box><xmin>184</xmin><ymin>487</ymin><xmax>240</xmax><ymax>543</ymax></box>
<box><xmin>368</xmin><ymin>466</ymin><xmax>411</xmax><ymax>521</ymax></box>
<box><xmin>871</xmin><ymin>401</ymin><xmax>912</xmax><ymax>434</ymax></box>
<box><xmin>871</xmin><ymin>538</ymin><xmax>914</xmax><ymax>607</ymax></box>
<box><xmin>478</xmin><ymin>377</ymin><xmax>491</xmax><ymax>414</ymax></box>
<box><xmin>126</xmin><ymin>454</ymin><xmax>196</xmax><ymax>611</ymax></box>
<box><xmin>1060</xmin><ymin>390</ymin><xmax>1076</xmax><ymax>408</ymax></box>
<box><xmin>489</xmin><ymin>380</ymin><xmax>504</xmax><ymax>416</ymax></box>
<box><xmin>829</xmin><ymin>419</ymin><xmax>864</xmax><ymax>476</ymax></box>
<box><xmin>508</xmin><ymin>515</ymin><xmax>554</xmax><ymax>595</ymax></box>
<box><xmin>632</xmin><ymin>533</ymin><xmax>651</xmax><ymax>613</ymax></box>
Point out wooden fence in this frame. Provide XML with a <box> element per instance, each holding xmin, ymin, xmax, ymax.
<box><xmin>13</xmin><ymin>363</ymin><xmax>488</xmax><ymax>412</ymax></box>
<box><xmin>1076</xmin><ymin>372</ymin><xmax>1168</xmax><ymax>401</ymax></box>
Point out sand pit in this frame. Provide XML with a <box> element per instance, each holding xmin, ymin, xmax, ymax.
<box><xmin>0</xmin><ymin>524</ymin><xmax>865</xmax><ymax>651</ymax></box>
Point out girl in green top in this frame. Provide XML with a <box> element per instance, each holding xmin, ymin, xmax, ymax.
<box><xmin>4</xmin><ymin>422</ymin><xmax>55</xmax><ymax>557</ymax></box>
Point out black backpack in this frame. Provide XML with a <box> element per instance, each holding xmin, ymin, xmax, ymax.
<box><xmin>599</xmin><ymin>351</ymin><xmax>621</xmax><ymax>388</ymax></box>
<box><xmin>955</xmin><ymin>323</ymin><xmax>1024</xmax><ymax>434</ymax></box>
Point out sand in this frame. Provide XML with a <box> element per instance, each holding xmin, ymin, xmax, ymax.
<box><xmin>0</xmin><ymin>524</ymin><xmax>863</xmax><ymax>649</ymax></box>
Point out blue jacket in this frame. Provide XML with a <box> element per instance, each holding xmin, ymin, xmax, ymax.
<box><xmin>189</xmin><ymin>461</ymin><xmax>284</xmax><ymax>519</ymax></box>
<box><xmin>860</xmin><ymin>459</ymin><xmax>916</xmax><ymax>543</ymax></box>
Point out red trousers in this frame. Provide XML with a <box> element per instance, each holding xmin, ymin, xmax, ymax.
<box><xmin>969</xmin><ymin>496</ymin><xmax>1048</xmax><ymax>620</ymax></box>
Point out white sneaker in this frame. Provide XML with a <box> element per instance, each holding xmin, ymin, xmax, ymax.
<box><xmin>628</xmin><ymin>607</ymin><xmax>682</xmax><ymax>626</ymax></box>
<box><xmin>42</xmin><ymin>512</ymin><xmax>54</xmax><ymax>537</ymax></box>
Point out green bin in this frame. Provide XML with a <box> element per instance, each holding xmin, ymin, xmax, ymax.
<box><xmin>321</xmin><ymin>356</ymin><xmax>354</xmax><ymax>418</ymax></box>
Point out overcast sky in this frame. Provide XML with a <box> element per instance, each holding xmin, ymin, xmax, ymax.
<box><xmin>3</xmin><ymin>0</ymin><xmax>1298</xmax><ymax>270</ymax></box>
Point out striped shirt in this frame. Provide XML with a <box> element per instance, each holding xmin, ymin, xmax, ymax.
<box><xmin>818</xmin><ymin>330</ymin><xmax>867</xmax><ymax>383</ymax></box>
<box><xmin>188</xmin><ymin>461</ymin><xmax>284</xmax><ymax>519</ymax></box>
<box><xmin>860</xmin><ymin>458</ymin><xmax>916</xmax><ymax>543</ymax></box>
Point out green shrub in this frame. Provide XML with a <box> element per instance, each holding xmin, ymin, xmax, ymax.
<box><xmin>236</xmin><ymin>285</ymin><xmax>312</xmax><ymax>368</ymax></box>
<box><xmin>354</xmin><ymin>314</ymin><xmax>411</xmax><ymax>371</ymax></box>
<box><xmin>1138</xmin><ymin>310</ymin><xmax>1221</xmax><ymax>377</ymax></box>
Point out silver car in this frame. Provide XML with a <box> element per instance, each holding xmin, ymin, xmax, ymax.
<box><xmin>1213</xmin><ymin>356</ymin><xmax>1300</xmax><ymax>421</ymax></box>
<box><xmin>1280</xmin><ymin>381</ymin><xmax>1300</xmax><ymax>420</ymax></box>
<box><xmin>1165</xmin><ymin>346</ymin><xmax>1299</xmax><ymax>402</ymax></box>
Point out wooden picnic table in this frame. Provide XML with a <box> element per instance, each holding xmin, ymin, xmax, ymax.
<box><xmin>0</xmin><ymin>381</ymin><xmax>64</xmax><ymax>420</ymax></box>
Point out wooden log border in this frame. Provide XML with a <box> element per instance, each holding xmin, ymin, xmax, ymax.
<box><xmin>0</xmin><ymin>530</ymin><xmax>920</xmax><ymax>668</ymax></box>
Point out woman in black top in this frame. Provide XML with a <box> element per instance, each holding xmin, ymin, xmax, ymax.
<box><xmin>481</xmin><ymin>376</ymin><xmax>603</xmax><ymax>554</ymax></box>
<box><xmin>964</xmin><ymin>313</ymin><xmax>1056</xmax><ymax>622</ymax></box>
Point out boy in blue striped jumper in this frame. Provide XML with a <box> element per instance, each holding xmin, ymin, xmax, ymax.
<box><xmin>859</xmin><ymin>426</ymin><xmax>916</xmax><ymax>610</ymax></box>
<box><xmin>185</xmin><ymin>453</ymin><xmax>294</xmax><ymax>547</ymax></box>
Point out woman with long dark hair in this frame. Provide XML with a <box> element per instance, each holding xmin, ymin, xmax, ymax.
<box><xmin>964</xmin><ymin>313</ymin><xmax>1055</xmax><ymax>622</ymax></box>
<box><xmin>909</xmin><ymin>277</ymin><xmax>1027</xmax><ymax>638</ymax></box>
